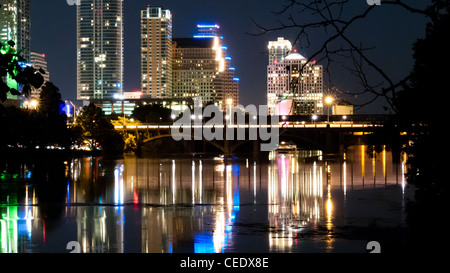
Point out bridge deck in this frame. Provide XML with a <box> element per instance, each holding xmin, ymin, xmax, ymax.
<box><xmin>115</xmin><ymin>122</ymin><xmax>379</xmax><ymax>131</ymax></box>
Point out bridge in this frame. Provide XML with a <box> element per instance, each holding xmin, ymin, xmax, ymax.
<box><xmin>114</xmin><ymin>118</ymin><xmax>389</xmax><ymax>155</ymax></box>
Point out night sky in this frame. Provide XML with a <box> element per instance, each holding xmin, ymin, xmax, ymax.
<box><xmin>30</xmin><ymin>0</ymin><xmax>429</xmax><ymax>114</ymax></box>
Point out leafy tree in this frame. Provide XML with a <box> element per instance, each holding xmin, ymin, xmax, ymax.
<box><xmin>72</xmin><ymin>103</ymin><xmax>124</xmax><ymax>154</ymax></box>
<box><xmin>132</xmin><ymin>104</ymin><xmax>172</xmax><ymax>123</ymax></box>
<box><xmin>0</xmin><ymin>40</ymin><xmax>45</xmax><ymax>101</ymax></box>
<box><xmin>124</xmin><ymin>134</ymin><xmax>137</xmax><ymax>152</ymax></box>
<box><xmin>110</xmin><ymin>116</ymin><xmax>141</xmax><ymax>127</ymax></box>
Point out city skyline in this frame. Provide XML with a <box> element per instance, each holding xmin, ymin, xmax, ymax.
<box><xmin>1</xmin><ymin>0</ymin><xmax>448</xmax><ymax>258</ymax></box>
<box><xmin>29</xmin><ymin>0</ymin><xmax>428</xmax><ymax>114</ymax></box>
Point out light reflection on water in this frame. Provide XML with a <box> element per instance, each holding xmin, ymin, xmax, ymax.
<box><xmin>0</xmin><ymin>145</ymin><xmax>410</xmax><ymax>253</ymax></box>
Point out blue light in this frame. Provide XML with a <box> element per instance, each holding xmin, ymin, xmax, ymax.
<box><xmin>221</xmin><ymin>46</ymin><xmax>228</xmax><ymax>50</ymax></box>
<box><xmin>116</xmin><ymin>83</ymin><xmax>122</xmax><ymax>88</ymax></box>
<box><xmin>233</xmin><ymin>77</ymin><xmax>240</xmax><ymax>81</ymax></box>
<box><xmin>67</xmin><ymin>181</ymin><xmax>70</xmax><ymax>203</ymax></box>
<box><xmin>194</xmin><ymin>233</ymin><xmax>216</xmax><ymax>253</ymax></box>
<box><xmin>18</xmin><ymin>62</ymin><xmax>32</xmax><ymax>68</ymax></box>
<box><xmin>229</xmin><ymin>67</ymin><xmax>235</xmax><ymax>71</ymax></box>
<box><xmin>197</xmin><ymin>24</ymin><xmax>220</xmax><ymax>28</ymax></box>
<box><xmin>225</xmin><ymin>56</ymin><xmax>232</xmax><ymax>61</ymax></box>
<box><xmin>193</xmin><ymin>35</ymin><xmax>216</xmax><ymax>39</ymax></box>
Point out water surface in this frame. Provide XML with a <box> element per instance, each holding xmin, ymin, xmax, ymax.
<box><xmin>0</xmin><ymin>145</ymin><xmax>412</xmax><ymax>253</ymax></box>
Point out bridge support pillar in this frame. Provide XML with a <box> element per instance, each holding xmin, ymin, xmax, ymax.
<box><xmin>253</xmin><ymin>140</ymin><xmax>259</xmax><ymax>154</ymax></box>
<box><xmin>325</xmin><ymin>129</ymin><xmax>333</xmax><ymax>154</ymax></box>
<box><xmin>224</xmin><ymin>140</ymin><xmax>231</xmax><ymax>156</ymax></box>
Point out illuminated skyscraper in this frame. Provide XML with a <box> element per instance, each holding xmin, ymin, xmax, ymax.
<box><xmin>267</xmin><ymin>45</ymin><xmax>323</xmax><ymax>115</ymax></box>
<box><xmin>141</xmin><ymin>6</ymin><xmax>172</xmax><ymax>99</ymax></box>
<box><xmin>172</xmin><ymin>24</ymin><xmax>239</xmax><ymax>110</ymax></box>
<box><xmin>29</xmin><ymin>51</ymin><xmax>50</xmax><ymax>99</ymax></box>
<box><xmin>77</xmin><ymin>0</ymin><xmax>124</xmax><ymax>101</ymax></box>
<box><xmin>0</xmin><ymin>0</ymin><xmax>30</xmax><ymax>61</ymax></box>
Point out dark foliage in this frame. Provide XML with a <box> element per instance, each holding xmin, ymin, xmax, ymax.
<box><xmin>72</xmin><ymin>103</ymin><xmax>124</xmax><ymax>154</ymax></box>
<box><xmin>0</xmin><ymin>81</ymin><xmax>72</xmax><ymax>151</ymax></box>
<box><xmin>396</xmin><ymin>1</ymin><xmax>450</xmax><ymax>252</ymax></box>
<box><xmin>0</xmin><ymin>40</ymin><xmax>45</xmax><ymax>101</ymax></box>
<box><xmin>132</xmin><ymin>104</ymin><xmax>172</xmax><ymax>123</ymax></box>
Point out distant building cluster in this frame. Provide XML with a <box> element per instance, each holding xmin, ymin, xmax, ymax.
<box><xmin>1</xmin><ymin>0</ymin><xmax>353</xmax><ymax>117</ymax></box>
<box><xmin>76</xmin><ymin>3</ymin><xmax>240</xmax><ymax>115</ymax></box>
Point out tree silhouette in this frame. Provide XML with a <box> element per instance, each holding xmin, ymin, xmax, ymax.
<box><xmin>37</xmin><ymin>82</ymin><xmax>71</xmax><ymax>149</ymax></box>
<box><xmin>395</xmin><ymin>2</ymin><xmax>450</xmax><ymax>252</ymax></box>
<box><xmin>132</xmin><ymin>104</ymin><xmax>172</xmax><ymax>123</ymax></box>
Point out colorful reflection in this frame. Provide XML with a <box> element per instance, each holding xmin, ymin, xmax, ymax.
<box><xmin>0</xmin><ymin>145</ymin><xmax>409</xmax><ymax>253</ymax></box>
<box><xmin>0</xmin><ymin>185</ymin><xmax>43</xmax><ymax>253</ymax></box>
<box><xmin>268</xmin><ymin>152</ymin><xmax>325</xmax><ymax>252</ymax></box>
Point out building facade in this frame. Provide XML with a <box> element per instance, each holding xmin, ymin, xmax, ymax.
<box><xmin>76</xmin><ymin>0</ymin><xmax>124</xmax><ymax>101</ymax></box>
<box><xmin>267</xmin><ymin>45</ymin><xmax>324</xmax><ymax>115</ymax></box>
<box><xmin>29</xmin><ymin>52</ymin><xmax>49</xmax><ymax>99</ymax></box>
<box><xmin>141</xmin><ymin>6</ymin><xmax>172</xmax><ymax>99</ymax></box>
<box><xmin>172</xmin><ymin>24</ymin><xmax>239</xmax><ymax>110</ymax></box>
<box><xmin>0</xmin><ymin>0</ymin><xmax>30</xmax><ymax>61</ymax></box>
<box><xmin>268</xmin><ymin>37</ymin><xmax>291</xmax><ymax>65</ymax></box>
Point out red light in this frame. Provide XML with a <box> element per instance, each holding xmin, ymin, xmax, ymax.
<box><xmin>133</xmin><ymin>189</ymin><xmax>139</xmax><ymax>205</ymax></box>
<box><xmin>293</xmin><ymin>49</ymin><xmax>297</xmax><ymax>53</ymax></box>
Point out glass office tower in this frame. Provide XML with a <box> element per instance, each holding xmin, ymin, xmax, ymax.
<box><xmin>77</xmin><ymin>0</ymin><xmax>124</xmax><ymax>101</ymax></box>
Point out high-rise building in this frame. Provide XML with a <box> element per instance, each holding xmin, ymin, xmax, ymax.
<box><xmin>77</xmin><ymin>0</ymin><xmax>124</xmax><ymax>101</ymax></box>
<box><xmin>268</xmin><ymin>37</ymin><xmax>291</xmax><ymax>65</ymax></box>
<box><xmin>172</xmin><ymin>24</ymin><xmax>239</xmax><ymax>110</ymax></box>
<box><xmin>0</xmin><ymin>0</ymin><xmax>30</xmax><ymax>61</ymax></box>
<box><xmin>267</xmin><ymin>44</ymin><xmax>323</xmax><ymax>115</ymax></box>
<box><xmin>141</xmin><ymin>6</ymin><xmax>172</xmax><ymax>99</ymax></box>
<box><xmin>0</xmin><ymin>0</ymin><xmax>30</xmax><ymax>103</ymax></box>
<box><xmin>29</xmin><ymin>51</ymin><xmax>50</xmax><ymax>99</ymax></box>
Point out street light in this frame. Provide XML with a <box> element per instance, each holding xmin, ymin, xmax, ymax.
<box><xmin>30</xmin><ymin>100</ymin><xmax>38</xmax><ymax>110</ymax></box>
<box><xmin>226</xmin><ymin>99</ymin><xmax>233</xmax><ymax>125</ymax></box>
<box><xmin>325</xmin><ymin>96</ymin><xmax>334</xmax><ymax>123</ymax></box>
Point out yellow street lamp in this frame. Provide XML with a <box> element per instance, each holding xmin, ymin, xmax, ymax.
<box><xmin>325</xmin><ymin>96</ymin><xmax>334</xmax><ymax>123</ymax></box>
<box><xmin>30</xmin><ymin>100</ymin><xmax>38</xmax><ymax>110</ymax></box>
